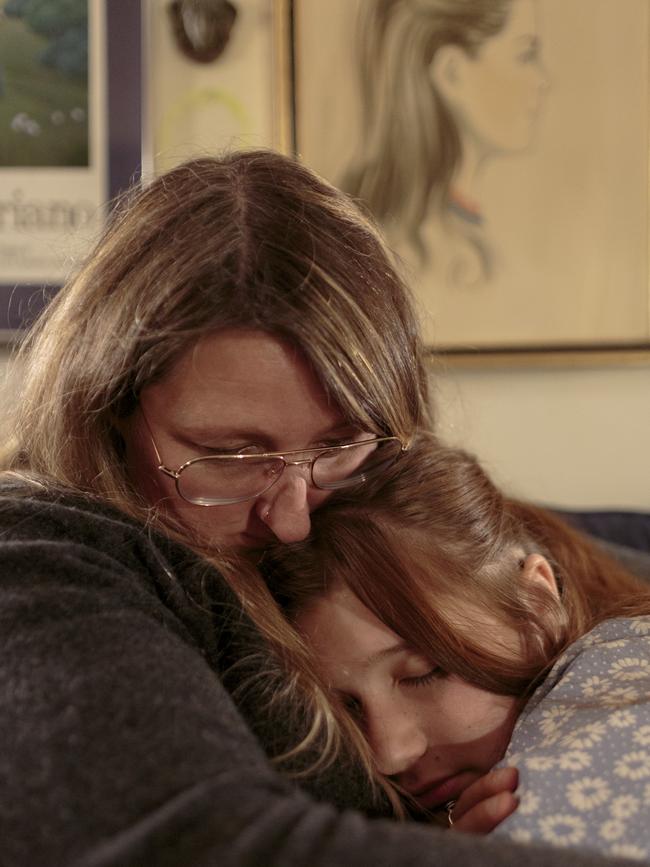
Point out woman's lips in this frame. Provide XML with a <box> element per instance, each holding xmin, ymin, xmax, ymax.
<box><xmin>410</xmin><ymin>771</ymin><xmax>474</xmax><ymax>811</ymax></box>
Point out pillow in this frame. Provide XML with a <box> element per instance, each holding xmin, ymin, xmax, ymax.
<box><xmin>493</xmin><ymin>616</ymin><xmax>650</xmax><ymax>861</ymax></box>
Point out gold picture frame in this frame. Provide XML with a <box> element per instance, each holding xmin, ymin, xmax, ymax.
<box><xmin>289</xmin><ymin>0</ymin><xmax>650</xmax><ymax>367</ymax></box>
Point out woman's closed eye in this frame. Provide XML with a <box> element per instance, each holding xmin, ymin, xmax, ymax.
<box><xmin>338</xmin><ymin>692</ymin><xmax>363</xmax><ymax>719</ymax></box>
<box><xmin>192</xmin><ymin>442</ymin><xmax>268</xmax><ymax>457</ymax></box>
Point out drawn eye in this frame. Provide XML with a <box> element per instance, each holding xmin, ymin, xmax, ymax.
<box><xmin>519</xmin><ymin>45</ymin><xmax>539</xmax><ymax>64</ymax></box>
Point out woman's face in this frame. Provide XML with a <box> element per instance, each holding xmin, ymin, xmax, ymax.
<box><xmin>447</xmin><ymin>0</ymin><xmax>547</xmax><ymax>155</ymax></box>
<box><xmin>297</xmin><ymin>584</ymin><xmax>520</xmax><ymax>812</ymax></box>
<box><xmin>122</xmin><ymin>328</ymin><xmax>373</xmax><ymax>549</ymax></box>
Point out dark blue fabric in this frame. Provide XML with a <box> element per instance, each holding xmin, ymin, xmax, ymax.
<box><xmin>554</xmin><ymin>511</ymin><xmax>650</xmax><ymax>554</ymax></box>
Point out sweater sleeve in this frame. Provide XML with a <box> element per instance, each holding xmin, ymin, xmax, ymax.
<box><xmin>0</xmin><ymin>495</ymin><xmax>633</xmax><ymax>867</ymax></box>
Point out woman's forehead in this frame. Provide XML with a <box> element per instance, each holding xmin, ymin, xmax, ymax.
<box><xmin>140</xmin><ymin>328</ymin><xmax>355</xmax><ymax>443</ymax></box>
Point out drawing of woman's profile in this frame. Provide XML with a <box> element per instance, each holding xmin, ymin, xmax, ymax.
<box><xmin>341</xmin><ymin>0</ymin><xmax>548</xmax><ymax>289</ymax></box>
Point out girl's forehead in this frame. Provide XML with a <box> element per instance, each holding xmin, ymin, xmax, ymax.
<box><xmin>297</xmin><ymin>584</ymin><xmax>405</xmax><ymax>672</ymax></box>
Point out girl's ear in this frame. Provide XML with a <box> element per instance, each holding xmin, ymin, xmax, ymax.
<box><xmin>520</xmin><ymin>553</ymin><xmax>560</xmax><ymax>601</ymax></box>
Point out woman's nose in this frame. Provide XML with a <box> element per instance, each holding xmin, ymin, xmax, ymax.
<box><xmin>366</xmin><ymin>709</ymin><xmax>428</xmax><ymax>777</ymax></box>
<box><xmin>256</xmin><ymin>468</ymin><xmax>312</xmax><ymax>543</ymax></box>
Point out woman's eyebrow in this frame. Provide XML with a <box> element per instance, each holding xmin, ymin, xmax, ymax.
<box><xmin>173</xmin><ymin>425</ymin><xmax>273</xmax><ymax>446</ymax></box>
<box><xmin>176</xmin><ymin>422</ymin><xmax>363</xmax><ymax>446</ymax></box>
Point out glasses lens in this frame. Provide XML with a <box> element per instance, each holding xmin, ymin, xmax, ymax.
<box><xmin>313</xmin><ymin>438</ymin><xmax>403</xmax><ymax>490</ymax></box>
<box><xmin>177</xmin><ymin>457</ymin><xmax>284</xmax><ymax>505</ymax></box>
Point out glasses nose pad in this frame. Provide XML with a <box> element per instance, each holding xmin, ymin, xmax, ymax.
<box><xmin>282</xmin><ymin>458</ymin><xmax>313</xmax><ymax>478</ymax></box>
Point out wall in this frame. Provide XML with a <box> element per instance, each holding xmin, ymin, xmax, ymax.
<box><xmin>434</xmin><ymin>360</ymin><xmax>650</xmax><ymax>510</ymax></box>
<box><xmin>2</xmin><ymin>3</ymin><xmax>649</xmax><ymax>511</ymax></box>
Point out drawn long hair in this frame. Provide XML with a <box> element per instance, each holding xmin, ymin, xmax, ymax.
<box><xmin>342</xmin><ymin>0</ymin><xmax>513</xmax><ymax>271</ymax></box>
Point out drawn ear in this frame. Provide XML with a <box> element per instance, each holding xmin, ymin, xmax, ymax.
<box><xmin>429</xmin><ymin>44</ymin><xmax>467</xmax><ymax>103</ymax></box>
<box><xmin>520</xmin><ymin>553</ymin><xmax>560</xmax><ymax>601</ymax></box>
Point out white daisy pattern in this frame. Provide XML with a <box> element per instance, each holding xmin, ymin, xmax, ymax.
<box><xmin>538</xmin><ymin>814</ymin><xmax>586</xmax><ymax>846</ymax></box>
<box><xmin>581</xmin><ymin>675</ymin><xmax>610</xmax><ymax>698</ymax></box>
<box><xmin>538</xmin><ymin>705</ymin><xmax>574</xmax><ymax>736</ymax></box>
<box><xmin>557</xmin><ymin>751</ymin><xmax>591</xmax><ymax>772</ymax></box>
<box><xmin>525</xmin><ymin>755</ymin><xmax>556</xmax><ymax>772</ymax></box>
<box><xmin>632</xmin><ymin>725</ymin><xmax>650</xmax><ymax>747</ymax></box>
<box><xmin>517</xmin><ymin>790</ymin><xmax>541</xmax><ymax>816</ymax></box>
<box><xmin>560</xmin><ymin>721</ymin><xmax>607</xmax><ymax>750</ymax></box>
<box><xmin>609</xmin><ymin>657</ymin><xmax>650</xmax><ymax>681</ymax></box>
<box><xmin>602</xmin><ymin>686</ymin><xmax>640</xmax><ymax>707</ymax></box>
<box><xmin>608</xmin><ymin>709</ymin><xmax>637</xmax><ymax>729</ymax></box>
<box><xmin>600</xmin><ymin>819</ymin><xmax>625</xmax><ymax>842</ymax></box>
<box><xmin>609</xmin><ymin>795</ymin><xmax>639</xmax><ymax>820</ymax></box>
<box><xmin>566</xmin><ymin>777</ymin><xmax>610</xmax><ymax>811</ymax></box>
<box><xmin>614</xmin><ymin>751</ymin><xmax>650</xmax><ymax>781</ymax></box>
<box><xmin>492</xmin><ymin>617</ymin><xmax>650</xmax><ymax>860</ymax></box>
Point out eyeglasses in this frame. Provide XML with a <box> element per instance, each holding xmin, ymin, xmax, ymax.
<box><xmin>142</xmin><ymin>414</ymin><xmax>406</xmax><ymax>507</ymax></box>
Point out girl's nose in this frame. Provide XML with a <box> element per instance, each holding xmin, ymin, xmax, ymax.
<box><xmin>256</xmin><ymin>470</ymin><xmax>311</xmax><ymax>543</ymax></box>
<box><xmin>366</xmin><ymin>709</ymin><xmax>428</xmax><ymax>777</ymax></box>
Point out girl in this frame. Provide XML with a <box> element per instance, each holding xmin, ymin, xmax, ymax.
<box><xmin>267</xmin><ymin>435</ymin><xmax>650</xmax><ymax>856</ymax></box>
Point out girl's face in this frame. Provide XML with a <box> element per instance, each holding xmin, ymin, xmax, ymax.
<box><xmin>122</xmin><ymin>329</ymin><xmax>373</xmax><ymax>549</ymax></box>
<box><xmin>297</xmin><ymin>583</ymin><xmax>520</xmax><ymax>812</ymax></box>
<box><xmin>449</xmin><ymin>0</ymin><xmax>547</xmax><ymax>155</ymax></box>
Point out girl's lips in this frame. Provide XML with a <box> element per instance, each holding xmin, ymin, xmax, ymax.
<box><xmin>411</xmin><ymin>771</ymin><xmax>475</xmax><ymax>811</ymax></box>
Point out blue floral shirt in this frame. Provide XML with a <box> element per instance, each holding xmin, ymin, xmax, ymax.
<box><xmin>494</xmin><ymin>616</ymin><xmax>650</xmax><ymax>861</ymax></box>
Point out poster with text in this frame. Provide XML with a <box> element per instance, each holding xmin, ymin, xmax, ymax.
<box><xmin>0</xmin><ymin>0</ymin><xmax>141</xmax><ymax>336</ymax></box>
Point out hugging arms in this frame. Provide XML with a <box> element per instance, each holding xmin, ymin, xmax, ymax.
<box><xmin>0</xmin><ymin>149</ymin><xmax>647</xmax><ymax>866</ymax></box>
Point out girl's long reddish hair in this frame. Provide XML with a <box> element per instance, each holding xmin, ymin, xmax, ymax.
<box><xmin>268</xmin><ymin>434</ymin><xmax>650</xmax><ymax>698</ymax></box>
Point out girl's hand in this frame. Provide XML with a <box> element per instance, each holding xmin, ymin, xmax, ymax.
<box><xmin>449</xmin><ymin>766</ymin><xmax>519</xmax><ymax>835</ymax></box>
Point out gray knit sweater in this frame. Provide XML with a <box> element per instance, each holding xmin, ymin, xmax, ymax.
<box><xmin>0</xmin><ymin>481</ymin><xmax>639</xmax><ymax>867</ymax></box>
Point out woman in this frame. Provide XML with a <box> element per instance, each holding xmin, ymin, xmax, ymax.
<box><xmin>0</xmin><ymin>150</ymin><xmax>637</xmax><ymax>867</ymax></box>
<box><xmin>267</xmin><ymin>436</ymin><xmax>650</xmax><ymax>857</ymax></box>
<box><xmin>342</xmin><ymin>0</ymin><xmax>548</xmax><ymax>286</ymax></box>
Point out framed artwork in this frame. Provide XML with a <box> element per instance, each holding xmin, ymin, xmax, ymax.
<box><xmin>0</xmin><ymin>0</ymin><xmax>143</xmax><ymax>340</ymax></box>
<box><xmin>293</xmin><ymin>0</ymin><xmax>650</xmax><ymax>360</ymax></box>
<box><xmin>146</xmin><ymin>0</ymin><xmax>292</xmax><ymax>176</ymax></box>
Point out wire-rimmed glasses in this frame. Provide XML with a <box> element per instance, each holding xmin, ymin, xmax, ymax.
<box><xmin>143</xmin><ymin>416</ymin><xmax>407</xmax><ymax>507</ymax></box>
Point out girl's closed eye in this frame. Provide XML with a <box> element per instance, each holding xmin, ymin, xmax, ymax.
<box><xmin>396</xmin><ymin>651</ymin><xmax>446</xmax><ymax>688</ymax></box>
<box><xmin>400</xmin><ymin>667</ymin><xmax>445</xmax><ymax>688</ymax></box>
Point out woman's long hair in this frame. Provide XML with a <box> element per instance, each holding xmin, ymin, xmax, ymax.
<box><xmin>342</xmin><ymin>0</ymin><xmax>512</xmax><ymax>262</ymax></box>
<box><xmin>0</xmin><ymin>149</ymin><xmax>431</xmax><ymax>787</ymax></box>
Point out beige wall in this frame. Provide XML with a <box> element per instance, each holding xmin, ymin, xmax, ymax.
<box><xmin>435</xmin><ymin>361</ymin><xmax>650</xmax><ymax>510</ymax></box>
<box><xmin>2</xmin><ymin>4</ymin><xmax>649</xmax><ymax>512</ymax></box>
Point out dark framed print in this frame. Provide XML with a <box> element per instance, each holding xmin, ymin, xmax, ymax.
<box><xmin>294</xmin><ymin>0</ymin><xmax>650</xmax><ymax>361</ymax></box>
<box><xmin>0</xmin><ymin>0</ymin><xmax>143</xmax><ymax>339</ymax></box>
